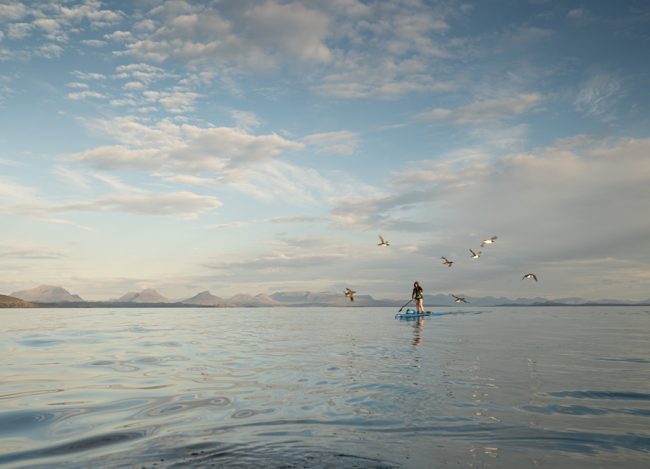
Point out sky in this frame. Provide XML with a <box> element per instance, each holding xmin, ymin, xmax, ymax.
<box><xmin>1</xmin><ymin>0</ymin><xmax>649</xmax><ymax>301</ymax></box>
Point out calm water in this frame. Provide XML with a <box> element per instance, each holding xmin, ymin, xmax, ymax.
<box><xmin>1</xmin><ymin>306</ymin><xmax>648</xmax><ymax>468</ymax></box>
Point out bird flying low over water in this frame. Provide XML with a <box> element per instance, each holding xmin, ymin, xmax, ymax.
<box><xmin>522</xmin><ymin>273</ymin><xmax>538</xmax><ymax>282</ymax></box>
<box><xmin>469</xmin><ymin>249</ymin><xmax>481</xmax><ymax>259</ymax></box>
<box><xmin>441</xmin><ymin>257</ymin><xmax>454</xmax><ymax>267</ymax></box>
<box><xmin>480</xmin><ymin>236</ymin><xmax>497</xmax><ymax>247</ymax></box>
<box><xmin>452</xmin><ymin>294</ymin><xmax>469</xmax><ymax>303</ymax></box>
<box><xmin>377</xmin><ymin>235</ymin><xmax>390</xmax><ymax>247</ymax></box>
<box><xmin>344</xmin><ymin>288</ymin><xmax>356</xmax><ymax>302</ymax></box>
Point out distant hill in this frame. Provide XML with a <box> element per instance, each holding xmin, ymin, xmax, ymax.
<box><xmin>11</xmin><ymin>285</ymin><xmax>83</xmax><ymax>303</ymax></box>
<box><xmin>182</xmin><ymin>291</ymin><xmax>228</xmax><ymax>306</ymax></box>
<box><xmin>226</xmin><ymin>293</ymin><xmax>281</xmax><ymax>307</ymax></box>
<box><xmin>270</xmin><ymin>290</ymin><xmax>397</xmax><ymax>307</ymax></box>
<box><xmin>0</xmin><ymin>294</ymin><xmax>37</xmax><ymax>308</ymax></box>
<box><xmin>115</xmin><ymin>289</ymin><xmax>169</xmax><ymax>303</ymax></box>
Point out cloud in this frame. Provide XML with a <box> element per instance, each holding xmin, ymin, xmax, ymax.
<box><xmin>58</xmin><ymin>191</ymin><xmax>221</xmax><ymax>218</ymax></box>
<box><xmin>270</xmin><ymin>215</ymin><xmax>330</xmax><ymax>224</ymax></box>
<box><xmin>72</xmin><ymin>70</ymin><xmax>107</xmax><ymax>80</ymax></box>
<box><xmin>302</xmin><ymin>130</ymin><xmax>360</xmax><ymax>155</ymax></box>
<box><xmin>313</xmin><ymin>58</ymin><xmax>455</xmax><ymax>99</ymax></box>
<box><xmin>121</xmin><ymin>1</ymin><xmax>332</xmax><ymax>68</ymax></box>
<box><xmin>335</xmin><ymin>137</ymin><xmax>650</xmax><ymax>259</ymax></box>
<box><xmin>114</xmin><ymin>63</ymin><xmax>168</xmax><ymax>83</ymax></box>
<box><xmin>53</xmin><ymin>166</ymin><xmax>91</xmax><ymax>190</ymax></box>
<box><xmin>575</xmin><ymin>74</ymin><xmax>622</xmax><ymax>120</ymax></box>
<box><xmin>35</xmin><ymin>43</ymin><xmax>64</xmax><ymax>58</ymax></box>
<box><xmin>70</xmin><ymin>116</ymin><xmax>304</xmax><ymax>174</ymax></box>
<box><xmin>245</xmin><ymin>1</ymin><xmax>332</xmax><ymax>62</ymax></box>
<box><xmin>0</xmin><ymin>3</ymin><xmax>28</xmax><ymax>22</ymax></box>
<box><xmin>0</xmin><ymin>242</ymin><xmax>65</xmax><ymax>260</ymax></box>
<box><xmin>80</xmin><ymin>39</ymin><xmax>106</xmax><ymax>47</ymax></box>
<box><xmin>207</xmin><ymin>221</ymin><xmax>248</xmax><ymax>230</ymax></box>
<box><xmin>7</xmin><ymin>22</ymin><xmax>32</xmax><ymax>39</ymax></box>
<box><xmin>418</xmin><ymin>93</ymin><xmax>543</xmax><ymax>124</ymax></box>
<box><xmin>205</xmin><ymin>252</ymin><xmax>344</xmax><ymax>272</ymax></box>
<box><xmin>143</xmin><ymin>89</ymin><xmax>200</xmax><ymax>113</ymax></box>
<box><xmin>66</xmin><ymin>90</ymin><xmax>107</xmax><ymax>100</ymax></box>
<box><xmin>104</xmin><ymin>30</ymin><xmax>131</xmax><ymax>41</ymax></box>
<box><xmin>230</xmin><ymin>110</ymin><xmax>261</xmax><ymax>131</ymax></box>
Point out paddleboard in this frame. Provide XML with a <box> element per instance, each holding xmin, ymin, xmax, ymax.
<box><xmin>395</xmin><ymin>311</ymin><xmax>434</xmax><ymax>319</ymax></box>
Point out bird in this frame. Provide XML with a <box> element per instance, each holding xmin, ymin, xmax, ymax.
<box><xmin>452</xmin><ymin>294</ymin><xmax>469</xmax><ymax>303</ymax></box>
<box><xmin>441</xmin><ymin>256</ymin><xmax>454</xmax><ymax>267</ymax></box>
<box><xmin>344</xmin><ymin>288</ymin><xmax>356</xmax><ymax>302</ymax></box>
<box><xmin>377</xmin><ymin>235</ymin><xmax>390</xmax><ymax>247</ymax></box>
<box><xmin>480</xmin><ymin>236</ymin><xmax>497</xmax><ymax>247</ymax></box>
<box><xmin>469</xmin><ymin>249</ymin><xmax>481</xmax><ymax>259</ymax></box>
<box><xmin>522</xmin><ymin>273</ymin><xmax>538</xmax><ymax>282</ymax></box>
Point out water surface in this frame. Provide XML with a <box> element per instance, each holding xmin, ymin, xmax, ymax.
<box><xmin>1</xmin><ymin>307</ymin><xmax>649</xmax><ymax>467</ymax></box>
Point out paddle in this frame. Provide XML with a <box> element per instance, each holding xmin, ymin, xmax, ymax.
<box><xmin>397</xmin><ymin>299</ymin><xmax>413</xmax><ymax>312</ymax></box>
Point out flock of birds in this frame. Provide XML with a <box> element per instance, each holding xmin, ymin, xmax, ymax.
<box><xmin>344</xmin><ymin>235</ymin><xmax>538</xmax><ymax>304</ymax></box>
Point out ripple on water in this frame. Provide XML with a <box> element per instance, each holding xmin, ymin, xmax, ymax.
<box><xmin>0</xmin><ymin>430</ymin><xmax>147</xmax><ymax>466</ymax></box>
<box><xmin>546</xmin><ymin>390</ymin><xmax>650</xmax><ymax>401</ymax></box>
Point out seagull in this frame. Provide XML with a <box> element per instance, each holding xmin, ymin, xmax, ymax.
<box><xmin>441</xmin><ymin>257</ymin><xmax>454</xmax><ymax>267</ymax></box>
<box><xmin>522</xmin><ymin>273</ymin><xmax>538</xmax><ymax>282</ymax></box>
<box><xmin>469</xmin><ymin>249</ymin><xmax>481</xmax><ymax>259</ymax></box>
<box><xmin>377</xmin><ymin>235</ymin><xmax>390</xmax><ymax>247</ymax></box>
<box><xmin>452</xmin><ymin>294</ymin><xmax>469</xmax><ymax>303</ymax></box>
<box><xmin>344</xmin><ymin>288</ymin><xmax>356</xmax><ymax>302</ymax></box>
<box><xmin>480</xmin><ymin>236</ymin><xmax>497</xmax><ymax>247</ymax></box>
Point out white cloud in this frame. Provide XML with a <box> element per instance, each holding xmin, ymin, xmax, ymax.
<box><xmin>69</xmin><ymin>117</ymin><xmax>305</xmax><ymax>180</ymax></box>
<box><xmin>123</xmin><ymin>81</ymin><xmax>146</xmax><ymax>90</ymax></box>
<box><xmin>53</xmin><ymin>166</ymin><xmax>91</xmax><ymax>190</ymax></box>
<box><xmin>121</xmin><ymin>1</ymin><xmax>330</xmax><ymax>69</ymax></box>
<box><xmin>65</xmin><ymin>81</ymin><xmax>90</xmax><ymax>89</ymax></box>
<box><xmin>230</xmin><ymin>110</ymin><xmax>261</xmax><ymax>131</ymax></box>
<box><xmin>246</xmin><ymin>1</ymin><xmax>332</xmax><ymax>62</ymax></box>
<box><xmin>66</xmin><ymin>90</ymin><xmax>107</xmax><ymax>100</ymax></box>
<box><xmin>57</xmin><ymin>1</ymin><xmax>123</xmax><ymax>28</ymax></box>
<box><xmin>0</xmin><ymin>3</ymin><xmax>28</xmax><ymax>22</ymax></box>
<box><xmin>59</xmin><ymin>191</ymin><xmax>221</xmax><ymax>218</ymax></box>
<box><xmin>72</xmin><ymin>70</ymin><xmax>107</xmax><ymax>80</ymax></box>
<box><xmin>7</xmin><ymin>22</ymin><xmax>32</xmax><ymax>39</ymax></box>
<box><xmin>575</xmin><ymin>74</ymin><xmax>622</xmax><ymax>120</ymax></box>
<box><xmin>104</xmin><ymin>30</ymin><xmax>131</xmax><ymax>41</ymax></box>
<box><xmin>207</xmin><ymin>221</ymin><xmax>248</xmax><ymax>230</ymax></box>
<box><xmin>302</xmin><ymin>130</ymin><xmax>360</xmax><ymax>155</ymax></box>
<box><xmin>418</xmin><ymin>93</ymin><xmax>543</xmax><ymax>124</ymax></box>
<box><xmin>270</xmin><ymin>215</ymin><xmax>329</xmax><ymax>224</ymax></box>
<box><xmin>80</xmin><ymin>39</ymin><xmax>106</xmax><ymax>47</ymax></box>
<box><xmin>114</xmin><ymin>63</ymin><xmax>169</xmax><ymax>82</ymax></box>
<box><xmin>35</xmin><ymin>43</ymin><xmax>63</xmax><ymax>58</ymax></box>
<box><xmin>0</xmin><ymin>242</ymin><xmax>65</xmax><ymax>260</ymax></box>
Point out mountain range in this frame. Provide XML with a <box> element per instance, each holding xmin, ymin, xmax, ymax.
<box><xmin>4</xmin><ymin>285</ymin><xmax>650</xmax><ymax>308</ymax></box>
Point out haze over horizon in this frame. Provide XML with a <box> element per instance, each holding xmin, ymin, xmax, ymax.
<box><xmin>1</xmin><ymin>0</ymin><xmax>649</xmax><ymax>301</ymax></box>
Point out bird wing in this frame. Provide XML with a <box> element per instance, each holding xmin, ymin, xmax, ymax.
<box><xmin>469</xmin><ymin>249</ymin><xmax>476</xmax><ymax>255</ymax></box>
<box><xmin>378</xmin><ymin>235</ymin><xmax>385</xmax><ymax>243</ymax></box>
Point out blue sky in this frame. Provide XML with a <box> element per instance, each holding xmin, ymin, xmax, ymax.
<box><xmin>1</xmin><ymin>0</ymin><xmax>649</xmax><ymax>301</ymax></box>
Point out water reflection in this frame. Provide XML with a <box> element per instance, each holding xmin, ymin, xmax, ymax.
<box><xmin>412</xmin><ymin>318</ymin><xmax>424</xmax><ymax>346</ymax></box>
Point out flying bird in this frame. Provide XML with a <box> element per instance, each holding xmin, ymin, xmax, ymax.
<box><xmin>344</xmin><ymin>288</ymin><xmax>356</xmax><ymax>302</ymax></box>
<box><xmin>377</xmin><ymin>235</ymin><xmax>390</xmax><ymax>247</ymax></box>
<box><xmin>469</xmin><ymin>249</ymin><xmax>481</xmax><ymax>259</ymax></box>
<box><xmin>452</xmin><ymin>294</ymin><xmax>469</xmax><ymax>303</ymax></box>
<box><xmin>480</xmin><ymin>236</ymin><xmax>497</xmax><ymax>247</ymax></box>
<box><xmin>522</xmin><ymin>273</ymin><xmax>538</xmax><ymax>282</ymax></box>
<box><xmin>441</xmin><ymin>257</ymin><xmax>454</xmax><ymax>267</ymax></box>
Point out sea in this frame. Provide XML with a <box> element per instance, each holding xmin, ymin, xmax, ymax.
<box><xmin>0</xmin><ymin>306</ymin><xmax>648</xmax><ymax>468</ymax></box>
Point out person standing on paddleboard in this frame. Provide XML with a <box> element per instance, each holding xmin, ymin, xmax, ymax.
<box><xmin>412</xmin><ymin>281</ymin><xmax>424</xmax><ymax>313</ymax></box>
